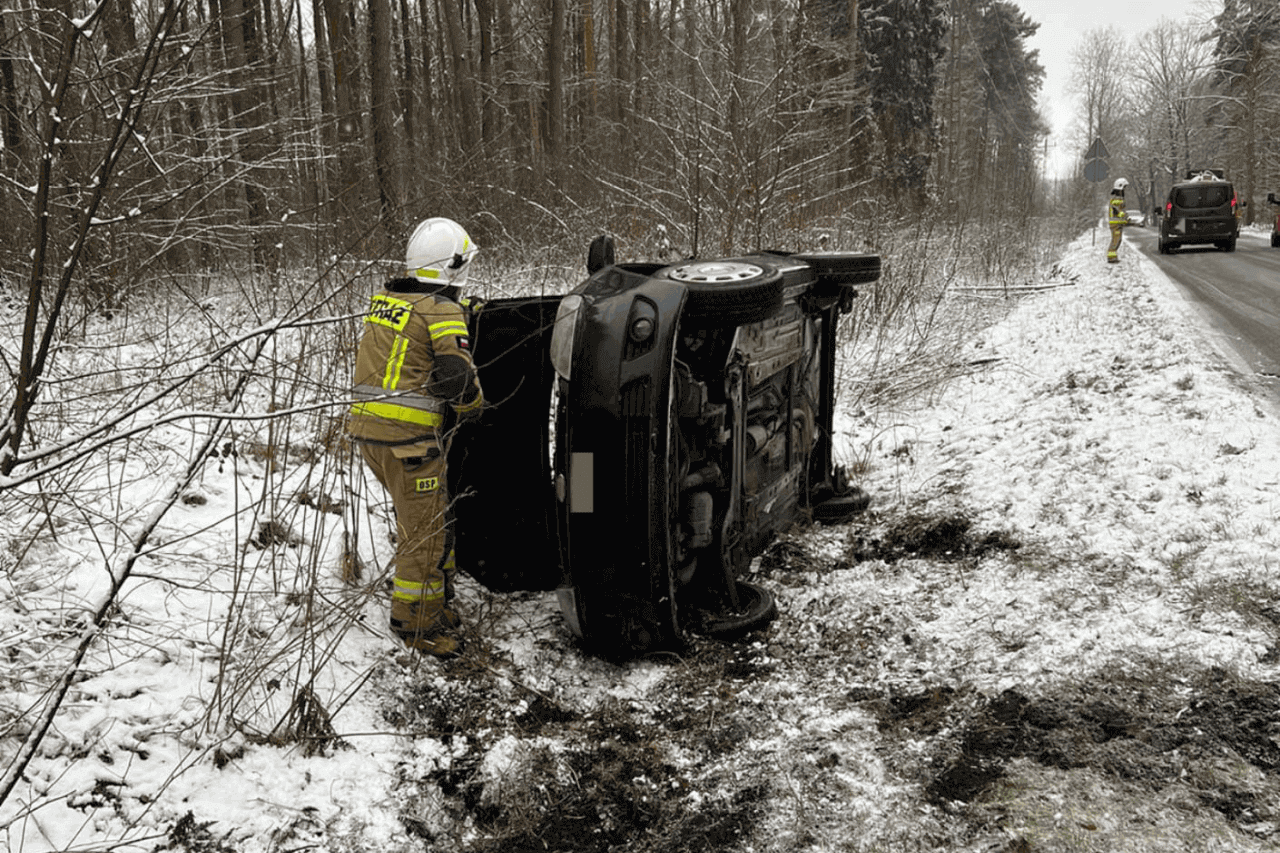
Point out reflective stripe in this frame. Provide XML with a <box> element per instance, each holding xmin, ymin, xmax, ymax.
<box><xmin>454</xmin><ymin>395</ymin><xmax>482</xmax><ymax>414</ymax></box>
<box><xmin>429</xmin><ymin>319</ymin><xmax>469</xmax><ymax>340</ymax></box>
<box><xmin>392</xmin><ymin>577</ymin><xmax>445</xmax><ymax>603</ymax></box>
<box><xmin>384</xmin><ymin>335</ymin><xmax>409</xmax><ymax>388</ymax></box>
<box><xmin>352</xmin><ymin>385</ymin><xmax>445</xmax><ymax>412</ymax></box>
<box><xmin>349</xmin><ymin>401</ymin><xmax>444</xmax><ymax>427</ymax></box>
<box><xmin>410</xmin><ymin>267</ymin><xmax>442</xmax><ymax>279</ymax></box>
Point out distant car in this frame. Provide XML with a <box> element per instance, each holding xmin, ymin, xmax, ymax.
<box><xmin>1157</xmin><ymin>170</ymin><xmax>1243</xmax><ymax>253</ymax></box>
<box><xmin>1268</xmin><ymin>192</ymin><xmax>1280</xmax><ymax>248</ymax></box>
<box><xmin>1125</xmin><ymin>208</ymin><xmax>1147</xmax><ymax>228</ymax></box>
<box><xmin>448</xmin><ymin>237</ymin><xmax>880</xmax><ymax>657</ymax></box>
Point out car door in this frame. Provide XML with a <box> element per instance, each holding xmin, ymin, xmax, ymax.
<box><xmin>447</xmin><ymin>295</ymin><xmax>564</xmax><ymax>592</ymax></box>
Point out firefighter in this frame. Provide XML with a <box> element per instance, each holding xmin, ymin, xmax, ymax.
<box><xmin>347</xmin><ymin>217</ymin><xmax>485</xmax><ymax>658</ymax></box>
<box><xmin>1107</xmin><ymin>178</ymin><xmax>1133</xmax><ymax>264</ymax></box>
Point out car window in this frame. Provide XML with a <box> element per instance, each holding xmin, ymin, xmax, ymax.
<box><xmin>1174</xmin><ymin>185</ymin><xmax>1230</xmax><ymax>209</ymax></box>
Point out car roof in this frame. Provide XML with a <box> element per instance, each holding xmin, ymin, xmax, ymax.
<box><xmin>1171</xmin><ymin>179</ymin><xmax>1233</xmax><ymax>190</ymax></box>
<box><xmin>1174</xmin><ymin>172</ymin><xmax>1231</xmax><ymax>187</ymax></box>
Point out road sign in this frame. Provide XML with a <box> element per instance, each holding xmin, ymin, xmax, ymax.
<box><xmin>1084</xmin><ymin>159</ymin><xmax>1109</xmax><ymax>183</ymax></box>
<box><xmin>1085</xmin><ymin>137</ymin><xmax>1110</xmax><ymax>160</ymax></box>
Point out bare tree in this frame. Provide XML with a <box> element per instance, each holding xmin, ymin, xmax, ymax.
<box><xmin>1067</xmin><ymin>26</ymin><xmax>1131</xmax><ymax>223</ymax></box>
<box><xmin>2</xmin><ymin>0</ymin><xmax>185</xmax><ymax>475</ymax></box>
<box><xmin>321</xmin><ymin>0</ymin><xmax>366</xmax><ymax>232</ymax></box>
<box><xmin>369</xmin><ymin>0</ymin><xmax>401</xmax><ymax>232</ymax></box>
<box><xmin>1131</xmin><ymin>19</ymin><xmax>1214</xmax><ymax>205</ymax></box>
<box><xmin>1209</xmin><ymin>0</ymin><xmax>1280</xmax><ymax>221</ymax></box>
<box><xmin>547</xmin><ymin>0</ymin><xmax>565</xmax><ymax>163</ymax></box>
<box><xmin>0</xmin><ymin>10</ymin><xmax>21</xmax><ymax>160</ymax></box>
<box><xmin>221</xmin><ymin>0</ymin><xmax>280</xmax><ymax>274</ymax></box>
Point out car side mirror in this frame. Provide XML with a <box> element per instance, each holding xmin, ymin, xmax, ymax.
<box><xmin>587</xmin><ymin>234</ymin><xmax>615</xmax><ymax>275</ymax></box>
<box><xmin>1269</xmin><ymin>192</ymin><xmax>1278</xmax><ymax>204</ymax></box>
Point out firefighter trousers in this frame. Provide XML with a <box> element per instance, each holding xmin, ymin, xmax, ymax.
<box><xmin>1107</xmin><ymin>225</ymin><xmax>1123</xmax><ymax>262</ymax></box>
<box><xmin>359</xmin><ymin>443</ymin><xmax>456</xmax><ymax>639</ymax></box>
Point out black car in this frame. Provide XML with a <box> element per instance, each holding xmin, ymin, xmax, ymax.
<box><xmin>1157</xmin><ymin>170</ymin><xmax>1242</xmax><ymax>253</ymax></box>
<box><xmin>448</xmin><ymin>237</ymin><xmax>879</xmax><ymax>658</ymax></box>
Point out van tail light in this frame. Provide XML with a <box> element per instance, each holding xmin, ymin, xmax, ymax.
<box><xmin>1166</xmin><ymin>201</ymin><xmax>1173</xmax><ymax>214</ymax></box>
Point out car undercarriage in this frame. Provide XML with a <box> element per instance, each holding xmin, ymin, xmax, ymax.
<box><xmin>449</xmin><ymin>238</ymin><xmax>880</xmax><ymax>658</ymax></box>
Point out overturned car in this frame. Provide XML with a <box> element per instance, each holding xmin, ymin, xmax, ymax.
<box><xmin>449</xmin><ymin>236</ymin><xmax>880</xmax><ymax>658</ymax></box>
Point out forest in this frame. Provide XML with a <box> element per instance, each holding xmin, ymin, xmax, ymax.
<box><xmin>0</xmin><ymin>0</ymin><xmax>1048</xmax><ymax>287</ymax></box>
<box><xmin>0</xmin><ymin>0</ymin><xmax>1273</xmax><ymax>321</ymax></box>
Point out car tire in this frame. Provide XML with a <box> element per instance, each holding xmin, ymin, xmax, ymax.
<box><xmin>698</xmin><ymin>581</ymin><xmax>778</xmax><ymax>639</ymax></box>
<box><xmin>793</xmin><ymin>251</ymin><xmax>882</xmax><ymax>286</ymax></box>
<box><xmin>1223</xmin><ymin>237</ymin><xmax>1237</xmax><ymax>252</ymax></box>
<box><xmin>667</xmin><ymin>260</ymin><xmax>784</xmax><ymax>326</ymax></box>
<box><xmin>1272</xmin><ymin>233</ymin><xmax>1280</xmax><ymax>248</ymax></box>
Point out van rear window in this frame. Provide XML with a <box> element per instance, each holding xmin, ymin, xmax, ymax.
<box><xmin>1174</xmin><ymin>186</ymin><xmax>1230</xmax><ymax>208</ymax></box>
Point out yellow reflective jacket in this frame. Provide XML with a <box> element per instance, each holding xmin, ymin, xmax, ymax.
<box><xmin>1108</xmin><ymin>195</ymin><xmax>1129</xmax><ymax>227</ymax></box>
<box><xmin>347</xmin><ymin>279</ymin><xmax>484</xmax><ymax>454</ymax></box>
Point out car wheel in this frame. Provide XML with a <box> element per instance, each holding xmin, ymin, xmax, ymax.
<box><xmin>794</xmin><ymin>251</ymin><xmax>882</xmax><ymax>286</ymax></box>
<box><xmin>697</xmin><ymin>580</ymin><xmax>778</xmax><ymax>639</ymax></box>
<box><xmin>667</xmin><ymin>260</ymin><xmax>784</xmax><ymax>326</ymax></box>
<box><xmin>1223</xmin><ymin>237</ymin><xmax>1237</xmax><ymax>252</ymax></box>
<box><xmin>795</xmin><ymin>251</ymin><xmax>881</xmax><ymax>307</ymax></box>
<box><xmin>1272</xmin><ymin>233</ymin><xmax>1280</xmax><ymax>248</ymax></box>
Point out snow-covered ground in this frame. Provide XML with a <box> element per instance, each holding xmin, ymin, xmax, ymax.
<box><xmin>3</xmin><ymin>228</ymin><xmax>1280</xmax><ymax>852</ymax></box>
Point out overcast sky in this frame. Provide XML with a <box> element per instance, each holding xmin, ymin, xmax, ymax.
<box><xmin>1016</xmin><ymin>0</ymin><xmax>1219</xmax><ymax>178</ymax></box>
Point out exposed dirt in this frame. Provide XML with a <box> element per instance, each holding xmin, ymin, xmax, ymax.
<box><xmin>843</xmin><ymin>510</ymin><xmax>1023</xmax><ymax>563</ymax></box>
<box><xmin>860</xmin><ymin>662</ymin><xmax>1280</xmax><ymax>842</ymax></box>
<box><xmin>377</xmin><ymin>639</ymin><xmax>777</xmax><ymax>852</ymax></box>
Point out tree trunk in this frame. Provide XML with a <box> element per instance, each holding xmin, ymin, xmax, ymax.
<box><xmin>729</xmin><ymin>0</ymin><xmax>745</xmax><ymax>130</ymax></box>
<box><xmin>442</xmin><ymin>0</ymin><xmax>476</xmax><ymax>151</ymax></box>
<box><xmin>222</xmin><ymin>0</ymin><xmax>278</xmax><ymax>274</ymax></box>
<box><xmin>418</xmin><ymin>0</ymin><xmax>437</xmax><ymax>163</ymax></box>
<box><xmin>398</xmin><ymin>0</ymin><xmax>418</xmax><ymax>158</ymax></box>
<box><xmin>0</xmin><ymin>11</ymin><xmax>20</xmax><ymax>159</ymax></box>
<box><xmin>321</xmin><ymin>0</ymin><xmax>365</xmax><ymax>234</ymax></box>
<box><xmin>475</xmin><ymin>0</ymin><xmax>495</xmax><ymax>149</ymax></box>
<box><xmin>368</xmin><ymin>0</ymin><xmax>401</xmax><ymax>235</ymax></box>
<box><xmin>547</xmin><ymin>0</ymin><xmax>565</xmax><ymax>162</ymax></box>
<box><xmin>495</xmin><ymin>0</ymin><xmax>518</xmax><ymax>176</ymax></box>
<box><xmin>580</xmin><ymin>0</ymin><xmax>597</xmax><ymax>121</ymax></box>
<box><xmin>613</xmin><ymin>0</ymin><xmax>630</xmax><ymax>129</ymax></box>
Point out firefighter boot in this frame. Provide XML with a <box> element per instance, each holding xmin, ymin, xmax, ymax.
<box><xmin>391</xmin><ymin>599</ymin><xmax>462</xmax><ymax>657</ymax></box>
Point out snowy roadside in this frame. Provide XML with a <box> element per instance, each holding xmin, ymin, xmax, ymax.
<box><xmin>4</xmin><ymin>228</ymin><xmax>1280</xmax><ymax>852</ymax></box>
<box><xmin>845</xmin><ymin>227</ymin><xmax>1280</xmax><ymax>692</ymax></box>
<box><xmin>783</xmin><ymin>227</ymin><xmax>1280</xmax><ymax>849</ymax></box>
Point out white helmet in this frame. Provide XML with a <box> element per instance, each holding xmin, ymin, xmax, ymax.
<box><xmin>1113</xmin><ymin>178</ymin><xmax>1129</xmax><ymax>192</ymax></box>
<box><xmin>405</xmin><ymin>217</ymin><xmax>479</xmax><ymax>285</ymax></box>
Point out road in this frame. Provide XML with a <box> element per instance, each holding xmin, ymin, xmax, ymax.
<box><xmin>1127</xmin><ymin>226</ymin><xmax>1280</xmax><ymax>378</ymax></box>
